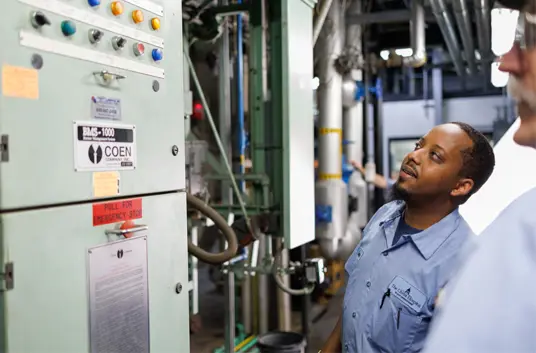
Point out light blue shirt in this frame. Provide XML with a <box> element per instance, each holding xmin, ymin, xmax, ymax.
<box><xmin>343</xmin><ymin>200</ymin><xmax>473</xmax><ymax>353</ymax></box>
<box><xmin>423</xmin><ymin>187</ymin><xmax>536</xmax><ymax>353</ymax></box>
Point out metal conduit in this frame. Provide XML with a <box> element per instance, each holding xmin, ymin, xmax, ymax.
<box><xmin>453</xmin><ymin>0</ymin><xmax>477</xmax><ymax>74</ymax></box>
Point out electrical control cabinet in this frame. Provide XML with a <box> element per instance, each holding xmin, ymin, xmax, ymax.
<box><xmin>0</xmin><ymin>0</ymin><xmax>186</xmax><ymax>209</ymax></box>
<box><xmin>0</xmin><ymin>0</ymin><xmax>190</xmax><ymax>352</ymax></box>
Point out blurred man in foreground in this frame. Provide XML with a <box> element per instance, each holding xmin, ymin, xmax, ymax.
<box><xmin>320</xmin><ymin>123</ymin><xmax>495</xmax><ymax>353</ymax></box>
<box><xmin>423</xmin><ymin>4</ymin><xmax>536</xmax><ymax>352</ymax></box>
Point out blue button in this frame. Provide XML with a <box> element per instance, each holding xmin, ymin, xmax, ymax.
<box><xmin>88</xmin><ymin>0</ymin><xmax>101</xmax><ymax>6</ymax></box>
<box><xmin>61</xmin><ymin>20</ymin><xmax>77</xmax><ymax>36</ymax></box>
<box><xmin>152</xmin><ymin>49</ymin><xmax>163</xmax><ymax>62</ymax></box>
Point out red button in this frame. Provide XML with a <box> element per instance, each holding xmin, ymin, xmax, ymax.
<box><xmin>133</xmin><ymin>43</ymin><xmax>145</xmax><ymax>56</ymax></box>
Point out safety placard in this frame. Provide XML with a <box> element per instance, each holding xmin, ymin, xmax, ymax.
<box><xmin>73</xmin><ymin>121</ymin><xmax>136</xmax><ymax>172</ymax></box>
<box><xmin>93</xmin><ymin>198</ymin><xmax>142</xmax><ymax>226</ymax></box>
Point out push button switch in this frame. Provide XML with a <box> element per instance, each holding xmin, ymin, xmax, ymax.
<box><xmin>88</xmin><ymin>29</ymin><xmax>103</xmax><ymax>43</ymax></box>
<box><xmin>61</xmin><ymin>20</ymin><xmax>77</xmax><ymax>37</ymax></box>
<box><xmin>112</xmin><ymin>36</ymin><xmax>126</xmax><ymax>50</ymax></box>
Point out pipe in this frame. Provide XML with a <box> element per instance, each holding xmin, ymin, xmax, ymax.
<box><xmin>403</xmin><ymin>0</ymin><xmax>427</xmax><ymax>68</ymax></box>
<box><xmin>474</xmin><ymin>0</ymin><xmax>491</xmax><ymax>69</ymax></box>
<box><xmin>187</xmin><ymin>193</ymin><xmax>239</xmax><ymax>264</ymax></box>
<box><xmin>453</xmin><ymin>0</ymin><xmax>477</xmax><ymax>74</ymax></box>
<box><xmin>315</xmin><ymin>0</ymin><xmax>348</xmax><ymax>260</ymax></box>
<box><xmin>429</xmin><ymin>0</ymin><xmax>465</xmax><ymax>76</ymax></box>
<box><xmin>237</xmin><ymin>0</ymin><xmax>245</xmax><ymax>192</ymax></box>
<box><xmin>313</xmin><ymin>0</ymin><xmax>335</xmax><ymax>46</ymax></box>
<box><xmin>183</xmin><ymin>43</ymin><xmax>251</xmax><ymax>230</ymax></box>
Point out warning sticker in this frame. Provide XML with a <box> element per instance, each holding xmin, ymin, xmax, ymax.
<box><xmin>73</xmin><ymin>121</ymin><xmax>136</xmax><ymax>172</ymax></box>
<box><xmin>93</xmin><ymin>198</ymin><xmax>142</xmax><ymax>226</ymax></box>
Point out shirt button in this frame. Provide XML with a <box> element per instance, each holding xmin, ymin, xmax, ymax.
<box><xmin>366</xmin><ymin>281</ymin><xmax>371</xmax><ymax>287</ymax></box>
<box><xmin>345</xmin><ymin>343</ymin><xmax>349</xmax><ymax>351</ymax></box>
<box><xmin>382</xmin><ymin>251</ymin><xmax>388</xmax><ymax>256</ymax></box>
<box><xmin>352</xmin><ymin>312</ymin><xmax>356</xmax><ymax>318</ymax></box>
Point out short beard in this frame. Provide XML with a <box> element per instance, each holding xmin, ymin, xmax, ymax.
<box><xmin>387</xmin><ymin>181</ymin><xmax>410</xmax><ymax>203</ymax></box>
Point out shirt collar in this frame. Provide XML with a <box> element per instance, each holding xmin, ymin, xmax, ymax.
<box><xmin>379</xmin><ymin>201</ymin><xmax>461</xmax><ymax>260</ymax></box>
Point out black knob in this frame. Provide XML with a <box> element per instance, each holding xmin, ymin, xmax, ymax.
<box><xmin>117</xmin><ymin>38</ymin><xmax>126</xmax><ymax>47</ymax></box>
<box><xmin>31</xmin><ymin>11</ymin><xmax>51</xmax><ymax>28</ymax></box>
<box><xmin>89</xmin><ymin>29</ymin><xmax>103</xmax><ymax>43</ymax></box>
<box><xmin>112</xmin><ymin>36</ymin><xmax>126</xmax><ymax>50</ymax></box>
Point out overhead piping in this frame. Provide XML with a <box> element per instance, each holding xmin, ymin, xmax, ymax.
<box><xmin>313</xmin><ymin>0</ymin><xmax>335</xmax><ymax>46</ymax></box>
<box><xmin>474</xmin><ymin>0</ymin><xmax>492</xmax><ymax>63</ymax></box>
<box><xmin>453</xmin><ymin>0</ymin><xmax>477</xmax><ymax>74</ymax></box>
<box><xmin>429</xmin><ymin>0</ymin><xmax>465</xmax><ymax>76</ymax></box>
<box><xmin>403</xmin><ymin>0</ymin><xmax>427</xmax><ymax>67</ymax></box>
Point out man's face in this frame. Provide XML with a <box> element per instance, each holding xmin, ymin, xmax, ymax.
<box><xmin>393</xmin><ymin>124</ymin><xmax>475</xmax><ymax>201</ymax></box>
<box><xmin>501</xmin><ymin>43</ymin><xmax>536</xmax><ymax>147</ymax></box>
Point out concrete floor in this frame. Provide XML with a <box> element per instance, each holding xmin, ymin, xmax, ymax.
<box><xmin>190</xmin><ymin>266</ymin><xmax>342</xmax><ymax>353</ymax></box>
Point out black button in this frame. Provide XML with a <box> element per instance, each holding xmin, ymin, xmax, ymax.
<box><xmin>383</xmin><ymin>251</ymin><xmax>388</xmax><ymax>256</ymax></box>
<box><xmin>366</xmin><ymin>281</ymin><xmax>371</xmax><ymax>287</ymax></box>
<box><xmin>352</xmin><ymin>312</ymin><xmax>356</xmax><ymax>318</ymax></box>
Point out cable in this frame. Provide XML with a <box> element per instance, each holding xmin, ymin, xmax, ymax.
<box><xmin>272</xmin><ymin>250</ymin><xmax>315</xmax><ymax>296</ymax></box>
<box><xmin>187</xmin><ymin>193</ymin><xmax>238</xmax><ymax>264</ymax></box>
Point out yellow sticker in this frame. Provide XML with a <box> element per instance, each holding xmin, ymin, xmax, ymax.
<box><xmin>92</xmin><ymin>172</ymin><xmax>120</xmax><ymax>198</ymax></box>
<box><xmin>2</xmin><ymin>65</ymin><xmax>39</xmax><ymax>100</ymax></box>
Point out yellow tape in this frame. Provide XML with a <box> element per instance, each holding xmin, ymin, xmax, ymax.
<box><xmin>319</xmin><ymin>173</ymin><xmax>342</xmax><ymax>180</ymax></box>
<box><xmin>319</xmin><ymin>127</ymin><xmax>342</xmax><ymax>135</ymax></box>
<box><xmin>235</xmin><ymin>336</ymin><xmax>255</xmax><ymax>351</ymax></box>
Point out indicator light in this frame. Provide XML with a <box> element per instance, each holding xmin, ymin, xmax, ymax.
<box><xmin>133</xmin><ymin>43</ymin><xmax>145</xmax><ymax>56</ymax></box>
<box><xmin>111</xmin><ymin>1</ymin><xmax>124</xmax><ymax>16</ymax></box>
<box><xmin>152</xmin><ymin>48</ymin><xmax>163</xmax><ymax>62</ymax></box>
<box><xmin>150</xmin><ymin>17</ymin><xmax>161</xmax><ymax>30</ymax></box>
<box><xmin>61</xmin><ymin>20</ymin><xmax>77</xmax><ymax>37</ymax></box>
<box><xmin>88</xmin><ymin>0</ymin><xmax>101</xmax><ymax>7</ymax></box>
<box><xmin>132</xmin><ymin>10</ymin><xmax>144</xmax><ymax>24</ymax></box>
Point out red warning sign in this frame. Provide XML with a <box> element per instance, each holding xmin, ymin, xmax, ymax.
<box><xmin>92</xmin><ymin>198</ymin><xmax>143</xmax><ymax>226</ymax></box>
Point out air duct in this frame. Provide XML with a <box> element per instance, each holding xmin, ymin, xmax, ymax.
<box><xmin>315</xmin><ymin>0</ymin><xmax>348</xmax><ymax>260</ymax></box>
<box><xmin>453</xmin><ymin>0</ymin><xmax>478</xmax><ymax>74</ymax></box>
<box><xmin>429</xmin><ymin>0</ymin><xmax>465</xmax><ymax>75</ymax></box>
<box><xmin>403</xmin><ymin>0</ymin><xmax>427</xmax><ymax>67</ymax></box>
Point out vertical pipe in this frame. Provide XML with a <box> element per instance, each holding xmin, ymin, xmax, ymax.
<box><xmin>258</xmin><ymin>235</ymin><xmax>268</xmax><ymax>334</ymax></box>
<box><xmin>224</xmin><ymin>271</ymin><xmax>236</xmax><ymax>352</ymax></box>
<box><xmin>237</xmin><ymin>0</ymin><xmax>245</xmax><ymax>192</ymax></box>
<box><xmin>300</xmin><ymin>245</ymin><xmax>311</xmax><ymax>338</ymax></box>
<box><xmin>276</xmin><ymin>239</ymin><xmax>291</xmax><ymax>331</ymax></box>
<box><xmin>372</xmin><ymin>79</ymin><xmax>384</xmax><ymax>210</ymax></box>
<box><xmin>219</xmin><ymin>0</ymin><xmax>233</xmax><ymax>203</ymax></box>
<box><xmin>432</xmin><ymin>49</ymin><xmax>444</xmax><ymax>125</ymax></box>
<box><xmin>191</xmin><ymin>227</ymin><xmax>199</xmax><ymax>315</ymax></box>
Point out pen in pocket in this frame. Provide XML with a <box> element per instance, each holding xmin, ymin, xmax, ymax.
<box><xmin>397</xmin><ymin>308</ymin><xmax>401</xmax><ymax>329</ymax></box>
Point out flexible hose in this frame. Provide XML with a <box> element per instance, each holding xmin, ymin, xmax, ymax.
<box><xmin>272</xmin><ymin>251</ymin><xmax>316</xmax><ymax>296</ymax></box>
<box><xmin>187</xmin><ymin>193</ymin><xmax>238</xmax><ymax>264</ymax></box>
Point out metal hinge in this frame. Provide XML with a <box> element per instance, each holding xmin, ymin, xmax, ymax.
<box><xmin>0</xmin><ymin>135</ymin><xmax>8</xmax><ymax>162</ymax></box>
<box><xmin>0</xmin><ymin>262</ymin><xmax>14</xmax><ymax>291</ymax></box>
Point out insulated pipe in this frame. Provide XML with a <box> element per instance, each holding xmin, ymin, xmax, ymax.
<box><xmin>315</xmin><ymin>0</ymin><xmax>348</xmax><ymax>260</ymax></box>
<box><xmin>237</xmin><ymin>0</ymin><xmax>246</xmax><ymax>192</ymax></box>
<box><xmin>403</xmin><ymin>0</ymin><xmax>427</xmax><ymax>68</ymax></box>
<box><xmin>429</xmin><ymin>0</ymin><xmax>465</xmax><ymax>76</ymax></box>
<box><xmin>453</xmin><ymin>0</ymin><xmax>477</xmax><ymax>74</ymax></box>
<box><xmin>313</xmin><ymin>0</ymin><xmax>335</xmax><ymax>46</ymax></box>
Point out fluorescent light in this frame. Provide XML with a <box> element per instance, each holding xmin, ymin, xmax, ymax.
<box><xmin>490</xmin><ymin>62</ymin><xmax>509</xmax><ymax>87</ymax></box>
<box><xmin>380</xmin><ymin>48</ymin><xmax>413</xmax><ymax>61</ymax></box>
<box><xmin>491</xmin><ymin>8</ymin><xmax>519</xmax><ymax>56</ymax></box>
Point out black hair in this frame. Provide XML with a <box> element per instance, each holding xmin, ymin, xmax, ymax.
<box><xmin>450</xmin><ymin>122</ymin><xmax>496</xmax><ymax>203</ymax></box>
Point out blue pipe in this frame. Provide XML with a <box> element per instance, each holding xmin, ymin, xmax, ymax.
<box><xmin>237</xmin><ymin>0</ymin><xmax>245</xmax><ymax>192</ymax></box>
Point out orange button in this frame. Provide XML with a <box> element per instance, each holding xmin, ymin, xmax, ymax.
<box><xmin>132</xmin><ymin>9</ymin><xmax>144</xmax><ymax>24</ymax></box>
<box><xmin>110</xmin><ymin>1</ymin><xmax>124</xmax><ymax>16</ymax></box>
<box><xmin>150</xmin><ymin>17</ymin><xmax>161</xmax><ymax>30</ymax></box>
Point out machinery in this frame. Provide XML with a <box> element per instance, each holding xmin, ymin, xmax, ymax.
<box><xmin>0</xmin><ymin>0</ymin><xmax>239</xmax><ymax>351</ymax></box>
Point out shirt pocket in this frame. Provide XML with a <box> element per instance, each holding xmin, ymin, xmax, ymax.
<box><xmin>367</xmin><ymin>296</ymin><xmax>424</xmax><ymax>353</ymax></box>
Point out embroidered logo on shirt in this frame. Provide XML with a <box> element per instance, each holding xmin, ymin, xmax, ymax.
<box><xmin>356</xmin><ymin>247</ymin><xmax>364</xmax><ymax>260</ymax></box>
<box><xmin>388</xmin><ymin>276</ymin><xmax>426</xmax><ymax>313</ymax></box>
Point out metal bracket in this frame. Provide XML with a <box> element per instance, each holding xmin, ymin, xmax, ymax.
<box><xmin>0</xmin><ymin>135</ymin><xmax>9</xmax><ymax>162</ymax></box>
<box><xmin>0</xmin><ymin>262</ymin><xmax>14</xmax><ymax>291</ymax></box>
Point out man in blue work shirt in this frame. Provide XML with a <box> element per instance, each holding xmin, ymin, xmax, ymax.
<box><xmin>422</xmin><ymin>4</ymin><xmax>536</xmax><ymax>352</ymax></box>
<box><xmin>320</xmin><ymin>122</ymin><xmax>495</xmax><ymax>353</ymax></box>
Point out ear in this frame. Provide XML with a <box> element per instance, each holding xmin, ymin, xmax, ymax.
<box><xmin>450</xmin><ymin>178</ymin><xmax>474</xmax><ymax>198</ymax></box>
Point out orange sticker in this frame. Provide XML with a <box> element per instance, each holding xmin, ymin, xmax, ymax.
<box><xmin>2</xmin><ymin>65</ymin><xmax>39</xmax><ymax>100</ymax></box>
<box><xmin>93</xmin><ymin>198</ymin><xmax>142</xmax><ymax>226</ymax></box>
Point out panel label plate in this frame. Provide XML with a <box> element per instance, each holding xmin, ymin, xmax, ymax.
<box><xmin>92</xmin><ymin>198</ymin><xmax>142</xmax><ymax>226</ymax></box>
<box><xmin>87</xmin><ymin>235</ymin><xmax>150</xmax><ymax>353</ymax></box>
<box><xmin>73</xmin><ymin>121</ymin><xmax>136</xmax><ymax>172</ymax></box>
<box><xmin>91</xmin><ymin>96</ymin><xmax>122</xmax><ymax>121</ymax></box>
